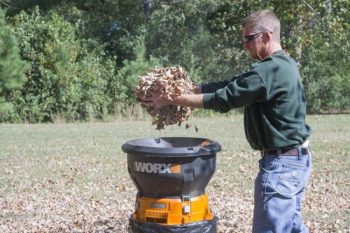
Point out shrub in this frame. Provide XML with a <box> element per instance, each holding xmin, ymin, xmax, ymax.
<box><xmin>10</xmin><ymin>7</ymin><xmax>117</xmax><ymax>122</ymax></box>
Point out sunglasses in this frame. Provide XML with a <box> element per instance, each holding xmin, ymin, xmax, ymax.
<box><xmin>242</xmin><ymin>32</ymin><xmax>265</xmax><ymax>43</ymax></box>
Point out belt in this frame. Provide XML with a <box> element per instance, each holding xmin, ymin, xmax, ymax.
<box><xmin>262</xmin><ymin>147</ymin><xmax>309</xmax><ymax>156</ymax></box>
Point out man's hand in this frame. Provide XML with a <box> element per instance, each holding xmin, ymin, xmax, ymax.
<box><xmin>140</xmin><ymin>91</ymin><xmax>173</xmax><ymax>110</ymax></box>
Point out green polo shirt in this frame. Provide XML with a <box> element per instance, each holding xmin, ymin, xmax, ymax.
<box><xmin>202</xmin><ymin>50</ymin><xmax>311</xmax><ymax>150</ymax></box>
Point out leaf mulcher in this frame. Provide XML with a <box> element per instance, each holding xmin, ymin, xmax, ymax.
<box><xmin>122</xmin><ymin>137</ymin><xmax>221</xmax><ymax>233</ymax></box>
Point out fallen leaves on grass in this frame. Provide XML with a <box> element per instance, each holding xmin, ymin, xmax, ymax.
<box><xmin>1</xmin><ymin>151</ymin><xmax>349</xmax><ymax>232</ymax></box>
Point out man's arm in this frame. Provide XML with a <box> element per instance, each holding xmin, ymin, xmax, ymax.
<box><xmin>173</xmin><ymin>94</ymin><xmax>204</xmax><ymax>109</ymax></box>
<box><xmin>141</xmin><ymin>93</ymin><xmax>204</xmax><ymax>110</ymax></box>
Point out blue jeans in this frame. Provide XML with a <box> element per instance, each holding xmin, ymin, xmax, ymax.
<box><xmin>253</xmin><ymin>148</ymin><xmax>312</xmax><ymax>233</ymax></box>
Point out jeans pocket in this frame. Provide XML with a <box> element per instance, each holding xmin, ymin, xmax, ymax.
<box><xmin>258</xmin><ymin>158</ymin><xmax>278</xmax><ymax>194</ymax></box>
<box><xmin>275</xmin><ymin>162</ymin><xmax>308</xmax><ymax>197</ymax></box>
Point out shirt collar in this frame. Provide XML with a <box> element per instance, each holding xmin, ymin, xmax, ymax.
<box><xmin>250</xmin><ymin>50</ymin><xmax>287</xmax><ymax>68</ymax></box>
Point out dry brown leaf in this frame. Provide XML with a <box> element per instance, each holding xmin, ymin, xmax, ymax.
<box><xmin>136</xmin><ymin>66</ymin><xmax>195</xmax><ymax>129</ymax></box>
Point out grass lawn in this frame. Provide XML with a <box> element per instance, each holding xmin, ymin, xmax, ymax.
<box><xmin>0</xmin><ymin>114</ymin><xmax>349</xmax><ymax>232</ymax></box>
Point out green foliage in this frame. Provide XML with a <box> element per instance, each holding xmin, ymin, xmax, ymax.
<box><xmin>107</xmin><ymin>32</ymin><xmax>162</xmax><ymax>115</ymax></box>
<box><xmin>3</xmin><ymin>5</ymin><xmax>163</xmax><ymax>122</ymax></box>
<box><xmin>145</xmin><ymin>1</ymin><xmax>350</xmax><ymax>113</ymax></box>
<box><xmin>145</xmin><ymin>1</ymin><xmax>239</xmax><ymax>83</ymax></box>
<box><xmin>0</xmin><ymin>7</ymin><xmax>28</xmax><ymax>121</ymax></box>
<box><xmin>299</xmin><ymin>0</ymin><xmax>350</xmax><ymax>112</ymax></box>
<box><xmin>55</xmin><ymin>0</ymin><xmax>146</xmax><ymax>66</ymax></box>
<box><xmin>9</xmin><ymin>7</ymin><xmax>117</xmax><ymax>122</ymax></box>
<box><xmin>1</xmin><ymin>0</ymin><xmax>349</xmax><ymax>122</ymax></box>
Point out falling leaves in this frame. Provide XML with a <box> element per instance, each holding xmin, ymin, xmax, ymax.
<box><xmin>135</xmin><ymin>66</ymin><xmax>196</xmax><ymax>129</ymax></box>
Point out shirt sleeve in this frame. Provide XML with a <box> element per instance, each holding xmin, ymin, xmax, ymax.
<box><xmin>200</xmin><ymin>75</ymin><xmax>241</xmax><ymax>93</ymax></box>
<box><xmin>202</xmin><ymin>71</ymin><xmax>267</xmax><ymax>113</ymax></box>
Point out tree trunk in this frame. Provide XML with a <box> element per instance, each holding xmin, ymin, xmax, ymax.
<box><xmin>325</xmin><ymin>0</ymin><xmax>332</xmax><ymax>15</ymax></box>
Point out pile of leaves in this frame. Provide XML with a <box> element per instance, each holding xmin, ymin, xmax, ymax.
<box><xmin>136</xmin><ymin>67</ymin><xmax>196</xmax><ymax>129</ymax></box>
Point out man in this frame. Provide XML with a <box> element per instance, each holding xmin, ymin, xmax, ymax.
<box><xmin>142</xmin><ymin>9</ymin><xmax>312</xmax><ymax>233</ymax></box>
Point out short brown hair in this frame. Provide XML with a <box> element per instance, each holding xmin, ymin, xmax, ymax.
<box><xmin>242</xmin><ymin>10</ymin><xmax>280</xmax><ymax>42</ymax></box>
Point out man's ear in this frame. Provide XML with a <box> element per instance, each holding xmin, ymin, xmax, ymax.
<box><xmin>263</xmin><ymin>31</ymin><xmax>272</xmax><ymax>44</ymax></box>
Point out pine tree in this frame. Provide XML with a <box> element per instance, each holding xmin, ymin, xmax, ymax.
<box><xmin>0</xmin><ymin>7</ymin><xmax>28</xmax><ymax>121</ymax></box>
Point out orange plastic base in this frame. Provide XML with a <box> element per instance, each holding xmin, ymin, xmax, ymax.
<box><xmin>133</xmin><ymin>194</ymin><xmax>213</xmax><ymax>225</ymax></box>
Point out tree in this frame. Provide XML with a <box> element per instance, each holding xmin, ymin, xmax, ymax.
<box><xmin>145</xmin><ymin>0</ymin><xmax>350</xmax><ymax>112</ymax></box>
<box><xmin>0</xmin><ymin>7</ymin><xmax>28</xmax><ymax>121</ymax></box>
<box><xmin>10</xmin><ymin>7</ymin><xmax>117</xmax><ymax>122</ymax></box>
<box><xmin>1</xmin><ymin>0</ymin><xmax>349</xmax><ymax>122</ymax></box>
<box><xmin>144</xmin><ymin>1</ymin><xmax>244</xmax><ymax>83</ymax></box>
<box><xmin>296</xmin><ymin>0</ymin><xmax>350</xmax><ymax>112</ymax></box>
